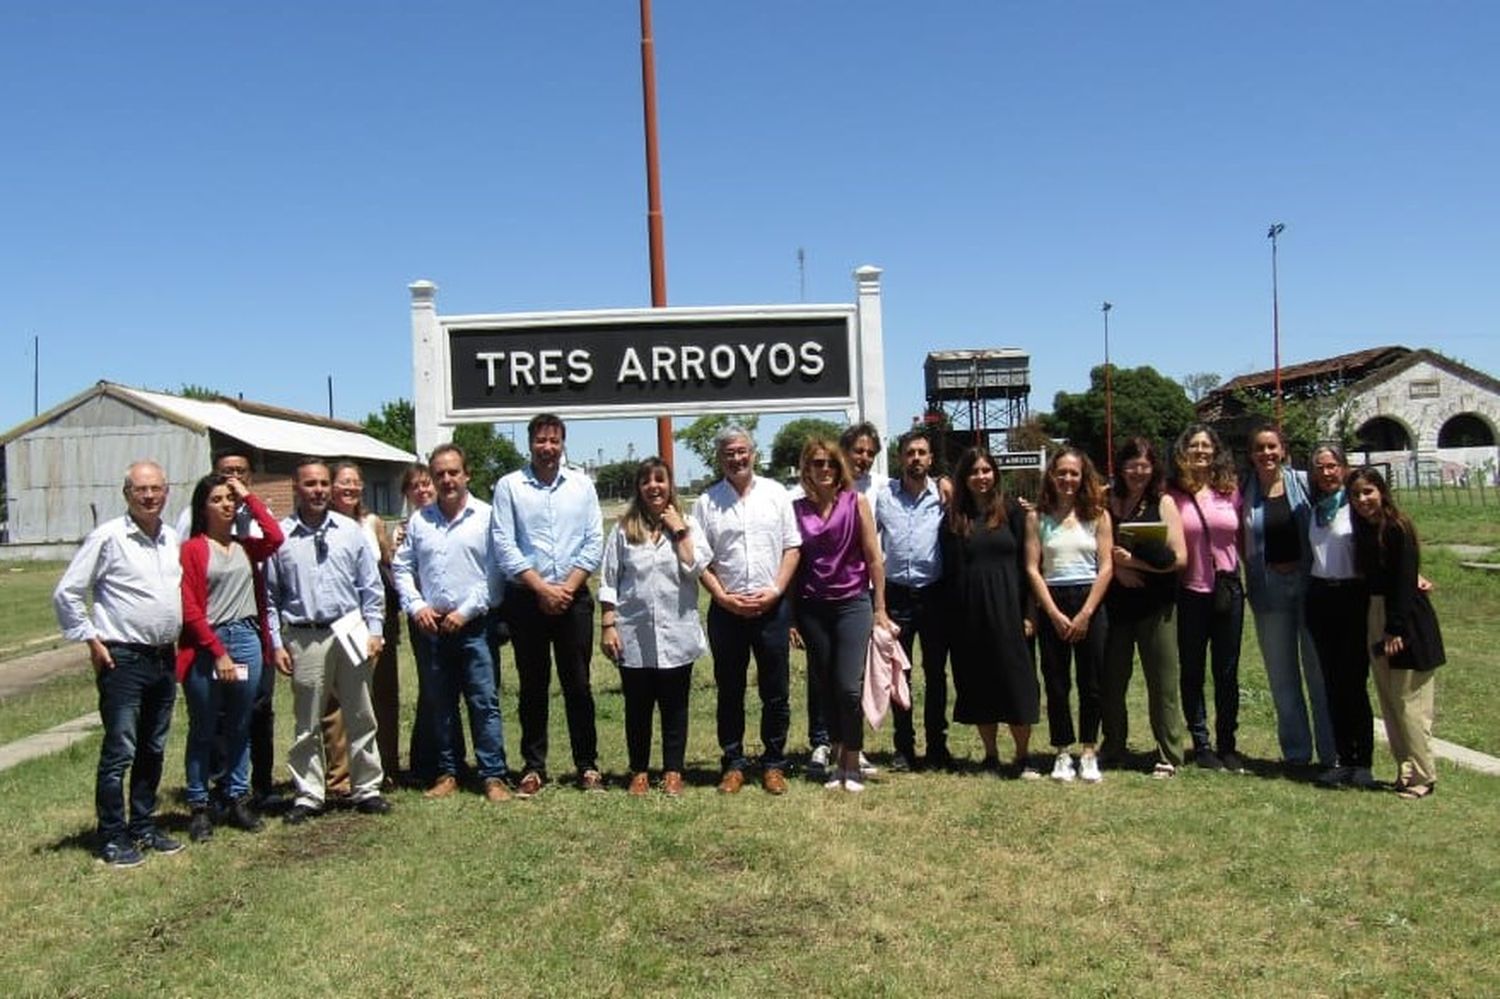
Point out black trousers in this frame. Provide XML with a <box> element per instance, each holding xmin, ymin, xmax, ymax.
<box><xmin>1038</xmin><ymin>583</ymin><xmax>1107</xmax><ymax>748</ymax></box>
<box><xmin>886</xmin><ymin>582</ymin><xmax>950</xmax><ymax>760</ymax></box>
<box><xmin>504</xmin><ymin>584</ymin><xmax>598</xmax><ymax>776</ymax></box>
<box><xmin>1305</xmin><ymin>578</ymin><xmax>1373</xmax><ymax>768</ymax></box>
<box><xmin>619</xmin><ymin>665</ymin><xmax>693</xmax><ymax>773</ymax></box>
<box><xmin>1177</xmin><ymin>586</ymin><xmax>1243</xmax><ymax>755</ymax></box>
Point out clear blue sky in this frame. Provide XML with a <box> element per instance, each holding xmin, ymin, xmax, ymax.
<box><xmin>4</xmin><ymin>3</ymin><xmax>1496</xmax><ymax>478</ymax></box>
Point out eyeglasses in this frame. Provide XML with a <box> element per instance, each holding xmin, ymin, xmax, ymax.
<box><xmin>809</xmin><ymin>458</ymin><xmax>836</xmax><ymax>469</ymax></box>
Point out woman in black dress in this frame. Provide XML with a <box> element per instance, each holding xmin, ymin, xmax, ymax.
<box><xmin>941</xmin><ymin>447</ymin><xmax>1039</xmax><ymax>776</ymax></box>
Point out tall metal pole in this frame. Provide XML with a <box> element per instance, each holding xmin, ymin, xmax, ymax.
<box><xmin>640</xmin><ymin>0</ymin><xmax>674</xmax><ymax>468</ymax></box>
<box><xmin>327</xmin><ymin>375</ymin><xmax>334</xmax><ymax>419</ymax></box>
<box><xmin>1268</xmin><ymin>222</ymin><xmax>1286</xmax><ymax>431</ymax></box>
<box><xmin>32</xmin><ymin>334</ymin><xmax>39</xmax><ymax>417</ymax></box>
<box><xmin>1102</xmin><ymin>302</ymin><xmax>1114</xmax><ymax>481</ymax></box>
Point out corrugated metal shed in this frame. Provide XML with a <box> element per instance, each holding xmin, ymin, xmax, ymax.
<box><xmin>1</xmin><ymin>382</ymin><xmax>416</xmax><ymax>544</ymax></box>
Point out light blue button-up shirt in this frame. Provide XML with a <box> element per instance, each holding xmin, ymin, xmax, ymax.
<box><xmin>490</xmin><ymin>464</ymin><xmax>603</xmax><ymax>585</ymax></box>
<box><xmin>265</xmin><ymin>510</ymin><xmax>383</xmax><ymax>648</ymax></box>
<box><xmin>875</xmin><ymin>475</ymin><xmax>944</xmax><ymax>588</ymax></box>
<box><xmin>392</xmin><ymin>493</ymin><xmax>497</xmax><ymax>622</ymax></box>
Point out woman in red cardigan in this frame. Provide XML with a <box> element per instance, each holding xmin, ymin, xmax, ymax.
<box><xmin>177</xmin><ymin>473</ymin><xmax>283</xmax><ymax>842</ymax></box>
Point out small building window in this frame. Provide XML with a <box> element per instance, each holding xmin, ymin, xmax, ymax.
<box><xmin>1357</xmin><ymin>416</ymin><xmax>1412</xmax><ymax>452</ymax></box>
<box><xmin>1437</xmin><ymin>413</ymin><xmax>1495</xmax><ymax>448</ymax></box>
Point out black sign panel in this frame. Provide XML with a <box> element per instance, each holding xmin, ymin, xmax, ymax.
<box><xmin>447</xmin><ymin>315</ymin><xmax>853</xmax><ymax>416</ymax></box>
<box><xmin>991</xmin><ymin>451</ymin><xmax>1045</xmax><ymax>470</ymax></box>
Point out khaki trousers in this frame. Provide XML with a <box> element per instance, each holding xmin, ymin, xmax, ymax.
<box><xmin>1368</xmin><ymin>595</ymin><xmax>1437</xmax><ymax>788</ymax></box>
<box><xmin>285</xmin><ymin>627</ymin><xmax>383</xmax><ymax>807</ymax></box>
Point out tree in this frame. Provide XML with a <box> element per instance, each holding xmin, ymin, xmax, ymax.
<box><xmin>769</xmin><ymin>418</ymin><xmax>843</xmax><ymax>478</ymax></box>
<box><xmin>452</xmin><ymin>423</ymin><xmax>524</xmax><ymax>501</ymax></box>
<box><xmin>1180</xmin><ymin>372</ymin><xmax>1221</xmax><ymax>403</ymax></box>
<box><xmin>180</xmin><ymin>383</ymin><xmax>222</xmax><ymax>401</ymax></box>
<box><xmin>363</xmin><ymin>398</ymin><xmax>416</xmax><ymax>452</ymax></box>
<box><xmin>361</xmin><ymin>398</ymin><xmax>522</xmax><ymax>500</ymax></box>
<box><xmin>594</xmin><ymin>459</ymin><xmax>640</xmax><ymax>501</ymax></box>
<box><xmin>1228</xmin><ymin>388</ymin><xmax>1357</xmax><ymax>461</ymax></box>
<box><xmin>1043</xmin><ymin>365</ymin><xmax>1197</xmax><ymax>467</ymax></box>
<box><xmin>674</xmin><ymin>414</ymin><xmax>760</xmax><ymax>474</ymax></box>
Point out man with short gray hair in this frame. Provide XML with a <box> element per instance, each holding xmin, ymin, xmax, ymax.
<box><xmin>692</xmin><ymin>426</ymin><xmax>801</xmax><ymax>795</ymax></box>
<box><xmin>54</xmin><ymin>460</ymin><xmax>185</xmax><ymax>867</ymax></box>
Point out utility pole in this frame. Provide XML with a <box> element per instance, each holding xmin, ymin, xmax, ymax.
<box><xmin>639</xmin><ymin>0</ymin><xmax>673</xmax><ymax>468</ymax></box>
<box><xmin>1268</xmin><ymin>222</ymin><xmax>1286</xmax><ymax>431</ymax></box>
<box><xmin>1101</xmin><ymin>302</ymin><xmax>1114</xmax><ymax>480</ymax></box>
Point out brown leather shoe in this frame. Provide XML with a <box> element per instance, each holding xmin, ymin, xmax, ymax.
<box><xmin>579</xmin><ymin>769</ymin><xmax>606</xmax><ymax>793</ymax></box>
<box><xmin>483</xmin><ymin>778</ymin><xmax>512</xmax><ymax>803</ymax></box>
<box><xmin>662</xmin><ymin>771</ymin><xmax>685</xmax><ymax>797</ymax></box>
<box><xmin>423</xmin><ymin>774</ymin><xmax>458</xmax><ymax>799</ymax></box>
<box><xmin>717</xmin><ymin>769</ymin><xmax>745</xmax><ymax>794</ymax></box>
<box><xmin>627</xmin><ymin>772</ymin><xmax>650</xmax><ymax>796</ymax></box>
<box><xmin>762</xmin><ymin>768</ymin><xmax>788</xmax><ymax>795</ymax></box>
<box><xmin>516</xmin><ymin>771</ymin><xmax>544</xmax><ymax>799</ymax></box>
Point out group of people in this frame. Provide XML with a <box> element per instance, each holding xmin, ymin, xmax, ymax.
<box><xmin>54</xmin><ymin>412</ymin><xmax>1445</xmax><ymax>869</ymax></box>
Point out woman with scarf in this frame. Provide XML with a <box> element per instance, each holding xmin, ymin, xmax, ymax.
<box><xmin>1304</xmin><ymin>445</ymin><xmax>1378</xmax><ymax>789</ymax></box>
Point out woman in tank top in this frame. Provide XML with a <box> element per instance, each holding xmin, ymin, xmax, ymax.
<box><xmin>792</xmin><ymin>438</ymin><xmax>894</xmax><ymax>792</ymax></box>
<box><xmin>176</xmin><ymin>473</ymin><xmax>284</xmax><ymax>842</ymax></box>
<box><xmin>1026</xmin><ymin>447</ymin><xmax>1114</xmax><ymax>783</ymax></box>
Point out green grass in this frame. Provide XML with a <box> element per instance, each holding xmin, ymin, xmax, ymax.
<box><xmin>0</xmin><ymin>561</ymin><xmax>69</xmax><ymax>659</ymax></box>
<box><xmin>1391</xmin><ymin>486</ymin><xmax>1500</xmax><ymax>546</ymax></box>
<box><xmin>1</xmin><ymin>508</ymin><xmax>1498</xmax><ymax>994</ymax></box>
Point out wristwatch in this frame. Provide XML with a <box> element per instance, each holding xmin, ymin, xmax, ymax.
<box><xmin>668</xmin><ymin>526</ymin><xmax>689</xmax><ymax>542</ymax></box>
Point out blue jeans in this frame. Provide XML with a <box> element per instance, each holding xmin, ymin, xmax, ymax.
<box><xmin>1249</xmin><ymin>571</ymin><xmax>1335</xmax><ymax>765</ymax></box>
<box><xmin>416</xmin><ymin>621</ymin><xmax>508</xmax><ymax>781</ymax></box>
<box><xmin>95</xmin><ymin>643</ymin><xmax>177</xmax><ymax>844</ymax></box>
<box><xmin>183</xmin><ymin>619</ymin><xmax>261</xmax><ymax>806</ymax></box>
<box><xmin>707</xmin><ymin>598</ymin><xmax>791</xmax><ymax>771</ymax></box>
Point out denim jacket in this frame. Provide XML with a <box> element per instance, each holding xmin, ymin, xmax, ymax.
<box><xmin>1241</xmin><ymin>466</ymin><xmax>1313</xmax><ymax>609</ymax></box>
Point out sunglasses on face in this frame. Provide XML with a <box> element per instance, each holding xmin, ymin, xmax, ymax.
<box><xmin>809</xmin><ymin>458</ymin><xmax>836</xmax><ymax>469</ymax></box>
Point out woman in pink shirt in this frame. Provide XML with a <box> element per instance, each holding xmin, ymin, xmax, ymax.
<box><xmin>1168</xmin><ymin>425</ymin><xmax>1245</xmax><ymax>772</ymax></box>
<box><xmin>792</xmin><ymin>438</ymin><xmax>894</xmax><ymax>793</ymax></box>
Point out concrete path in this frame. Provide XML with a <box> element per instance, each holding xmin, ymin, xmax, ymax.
<box><xmin>0</xmin><ymin>644</ymin><xmax>88</xmax><ymax>699</ymax></box>
<box><xmin>0</xmin><ymin>713</ymin><xmax>99</xmax><ymax>771</ymax></box>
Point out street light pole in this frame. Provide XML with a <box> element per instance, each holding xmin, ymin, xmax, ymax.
<box><xmin>1102</xmin><ymin>301</ymin><xmax>1114</xmax><ymax>481</ymax></box>
<box><xmin>1268</xmin><ymin>222</ymin><xmax>1286</xmax><ymax>431</ymax></box>
<box><xmin>640</xmin><ymin>0</ymin><xmax>674</xmax><ymax>468</ymax></box>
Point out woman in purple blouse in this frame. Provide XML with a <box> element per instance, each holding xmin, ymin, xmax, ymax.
<box><xmin>792</xmin><ymin>438</ymin><xmax>895</xmax><ymax>792</ymax></box>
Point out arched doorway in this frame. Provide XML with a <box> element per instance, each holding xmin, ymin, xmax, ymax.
<box><xmin>1438</xmin><ymin>412</ymin><xmax>1496</xmax><ymax>447</ymax></box>
<box><xmin>1356</xmin><ymin>416</ymin><xmax>1412</xmax><ymax>452</ymax></box>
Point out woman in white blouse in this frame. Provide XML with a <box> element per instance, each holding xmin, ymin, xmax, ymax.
<box><xmin>600</xmin><ymin>458</ymin><xmax>710</xmax><ymax>797</ymax></box>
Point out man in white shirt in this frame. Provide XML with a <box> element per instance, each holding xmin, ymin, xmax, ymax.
<box><xmin>54</xmin><ymin>460</ymin><xmax>185</xmax><ymax>868</ymax></box>
<box><xmin>693</xmin><ymin>426</ymin><xmax>801</xmax><ymax>795</ymax></box>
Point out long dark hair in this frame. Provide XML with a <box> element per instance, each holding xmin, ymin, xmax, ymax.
<box><xmin>948</xmin><ymin>447</ymin><xmax>1005</xmax><ymax>537</ymax></box>
<box><xmin>619</xmin><ymin>457</ymin><xmax>681</xmax><ymax>545</ymax></box>
<box><xmin>1348</xmin><ymin>466</ymin><xmax>1418</xmax><ymax>572</ymax></box>
<box><xmin>189</xmin><ymin>474</ymin><xmax>231</xmax><ymax>538</ymax></box>
<box><xmin>1112</xmin><ymin>436</ymin><xmax>1165</xmax><ymax>503</ymax></box>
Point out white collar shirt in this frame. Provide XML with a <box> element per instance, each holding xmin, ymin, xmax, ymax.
<box><xmin>691</xmin><ymin>475</ymin><xmax>801</xmax><ymax>594</ymax></box>
<box><xmin>597</xmin><ymin>516</ymin><xmax>710</xmax><ymax>669</ymax></box>
<box><xmin>265</xmin><ymin>510</ymin><xmax>384</xmax><ymax>647</ymax></box>
<box><xmin>392</xmin><ymin>493</ymin><xmax>496</xmax><ymax>621</ymax></box>
<box><xmin>53</xmin><ymin>514</ymin><xmax>183</xmax><ymax>645</ymax></box>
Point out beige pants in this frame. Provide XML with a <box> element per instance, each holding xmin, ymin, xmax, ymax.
<box><xmin>1368</xmin><ymin>595</ymin><xmax>1437</xmax><ymax>788</ymax></box>
<box><xmin>285</xmin><ymin>627</ymin><xmax>383</xmax><ymax>807</ymax></box>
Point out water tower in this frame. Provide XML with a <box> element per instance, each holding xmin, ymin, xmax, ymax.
<box><xmin>923</xmin><ymin>348</ymin><xmax>1031</xmax><ymax>465</ymax></box>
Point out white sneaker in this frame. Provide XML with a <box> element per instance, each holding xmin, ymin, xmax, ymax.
<box><xmin>1051</xmin><ymin>752</ymin><xmax>1076</xmax><ymax>783</ymax></box>
<box><xmin>823</xmin><ymin>769</ymin><xmax>845</xmax><ymax>790</ymax></box>
<box><xmin>858</xmin><ymin>752</ymin><xmax>877</xmax><ymax>776</ymax></box>
<box><xmin>1078</xmin><ymin>753</ymin><xmax>1103</xmax><ymax>783</ymax></box>
<box><xmin>810</xmin><ymin>745</ymin><xmax>830</xmax><ymax>773</ymax></box>
<box><xmin>842</xmin><ymin>774</ymin><xmax>865</xmax><ymax>793</ymax></box>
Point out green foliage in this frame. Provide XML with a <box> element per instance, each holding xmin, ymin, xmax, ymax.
<box><xmin>769</xmin><ymin>418</ymin><xmax>843</xmax><ymax>477</ymax></box>
<box><xmin>360</xmin><ymin>398</ymin><xmax>521</xmax><ymax>500</ymax></box>
<box><xmin>179</xmin><ymin>383</ymin><xmax>222</xmax><ymax>401</ymax></box>
<box><xmin>1044</xmin><ymin>364</ymin><xmax>1197</xmax><ymax>467</ymax></box>
<box><xmin>452</xmin><ymin>423</ymin><xmax>524</xmax><ymax>501</ymax></box>
<box><xmin>594</xmin><ymin>459</ymin><xmax>640</xmax><ymax>501</ymax></box>
<box><xmin>1179</xmin><ymin>371</ymin><xmax>1221</xmax><ymax>402</ymax></box>
<box><xmin>674</xmin><ymin>413</ymin><xmax>759</xmax><ymax>474</ymax></box>
<box><xmin>1230</xmin><ymin>387</ymin><xmax>1357</xmax><ymax>461</ymax></box>
<box><xmin>363</xmin><ymin>398</ymin><xmax>416</xmax><ymax>452</ymax></box>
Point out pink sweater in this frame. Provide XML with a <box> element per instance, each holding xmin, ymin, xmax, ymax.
<box><xmin>1171</xmin><ymin>485</ymin><xmax>1242</xmax><ymax>594</ymax></box>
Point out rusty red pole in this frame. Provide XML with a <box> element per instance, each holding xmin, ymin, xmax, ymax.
<box><xmin>640</xmin><ymin>0</ymin><xmax>674</xmax><ymax>468</ymax></box>
<box><xmin>1102</xmin><ymin>301</ymin><xmax>1114</xmax><ymax>481</ymax></box>
<box><xmin>1269</xmin><ymin>222</ymin><xmax>1286</xmax><ymax>432</ymax></box>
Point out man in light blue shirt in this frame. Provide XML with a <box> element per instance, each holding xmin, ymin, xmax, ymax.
<box><xmin>490</xmin><ymin>413</ymin><xmax>604</xmax><ymax>795</ymax></box>
<box><xmin>266</xmin><ymin>458</ymin><xmax>388</xmax><ymax>823</ymax></box>
<box><xmin>393</xmin><ymin>443</ymin><xmax>511</xmax><ymax>803</ymax></box>
<box><xmin>874</xmin><ymin>429</ymin><xmax>952</xmax><ymax>770</ymax></box>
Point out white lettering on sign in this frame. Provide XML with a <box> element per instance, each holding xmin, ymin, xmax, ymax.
<box><xmin>485</xmin><ymin>341</ymin><xmax>829</xmax><ymax>390</ymax></box>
